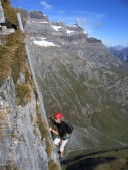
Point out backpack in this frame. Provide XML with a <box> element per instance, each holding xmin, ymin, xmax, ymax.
<box><xmin>64</xmin><ymin>122</ymin><xmax>73</xmax><ymax>134</ymax></box>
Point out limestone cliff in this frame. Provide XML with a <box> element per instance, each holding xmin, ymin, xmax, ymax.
<box><xmin>0</xmin><ymin>1</ymin><xmax>59</xmax><ymax>169</ymax></box>
<box><xmin>0</xmin><ymin>76</ymin><xmax>48</xmax><ymax>170</ymax></box>
<box><xmin>0</xmin><ymin>1</ymin><xmax>5</xmax><ymax>23</ymax></box>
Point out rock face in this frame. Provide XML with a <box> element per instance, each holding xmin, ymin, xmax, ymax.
<box><xmin>21</xmin><ymin>10</ymin><xmax>128</xmax><ymax>152</ymax></box>
<box><xmin>19</xmin><ymin>9</ymin><xmax>49</xmax><ymax>21</ymax></box>
<box><xmin>0</xmin><ymin>75</ymin><xmax>48</xmax><ymax>170</ymax></box>
<box><xmin>0</xmin><ymin>4</ymin><xmax>50</xmax><ymax>170</ymax></box>
<box><xmin>0</xmin><ymin>1</ymin><xmax>15</xmax><ymax>35</ymax></box>
<box><xmin>0</xmin><ymin>1</ymin><xmax>5</xmax><ymax>23</ymax></box>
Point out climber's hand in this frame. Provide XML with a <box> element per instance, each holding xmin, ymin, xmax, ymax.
<box><xmin>47</xmin><ymin>127</ymin><xmax>52</xmax><ymax>132</ymax></box>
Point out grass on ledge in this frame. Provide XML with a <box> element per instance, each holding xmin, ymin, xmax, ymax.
<box><xmin>36</xmin><ymin>104</ymin><xmax>52</xmax><ymax>156</ymax></box>
<box><xmin>0</xmin><ymin>0</ymin><xmax>31</xmax><ymax>106</ymax></box>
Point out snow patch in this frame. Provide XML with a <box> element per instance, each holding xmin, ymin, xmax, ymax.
<box><xmin>33</xmin><ymin>37</ymin><xmax>59</xmax><ymax>47</ymax></box>
<box><xmin>66</xmin><ymin>29</ymin><xmax>74</xmax><ymax>34</ymax></box>
<box><xmin>73</xmin><ymin>24</ymin><xmax>80</xmax><ymax>27</ymax></box>
<box><xmin>39</xmin><ymin>21</ymin><xmax>48</xmax><ymax>24</ymax></box>
<box><xmin>30</xmin><ymin>37</ymin><xmax>36</xmax><ymax>41</ymax></box>
<box><xmin>52</xmin><ymin>25</ymin><xmax>62</xmax><ymax>31</ymax></box>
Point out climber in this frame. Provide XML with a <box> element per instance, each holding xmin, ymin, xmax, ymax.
<box><xmin>48</xmin><ymin>112</ymin><xmax>70</xmax><ymax>160</ymax></box>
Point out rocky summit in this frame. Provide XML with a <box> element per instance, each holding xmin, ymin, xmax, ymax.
<box><xmin>20</xmin><ymin>10</ymin><xmax>128</xmax><ymax>151</ymax></box>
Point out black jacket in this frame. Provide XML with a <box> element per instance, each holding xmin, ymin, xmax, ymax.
<box><xmin>50</xmin><ymin>117</ymin><xmax>67</xmax><ymax>138</ymax></box>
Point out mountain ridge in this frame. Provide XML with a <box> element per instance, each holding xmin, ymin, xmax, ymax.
<box><xmin>109</xmin><ymin>46</ymin><xmax>128</xmax><ymax>62</ymax></box>
<box><xmin>19</xmin><ymin>9</ymin><xmax>128</xmax><ymax>151</ymax></box>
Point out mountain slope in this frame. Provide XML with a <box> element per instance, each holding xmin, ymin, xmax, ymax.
<box><xmin>109</xmin><ymin>46</ymin><xmax>128</xmax><ymax>62</ymax></box>
<box><xmin>20</xmin><ymin>10</ymin><xmax>128</xmax><ymax>153</ymax></box>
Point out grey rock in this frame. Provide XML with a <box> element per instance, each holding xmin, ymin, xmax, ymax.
<box><xmin>0</xmin><ymin>74</ymin><xmax>48</xmax><ymax>169</ymax></box>
<box><xmin>0</xmin><ymin>1</ymin><xmax>5</xmax><ymax>23</ymax></box>
<box><xmin>17</xmin><ymin>72</ymin><xmax>25</xmax><ymax>85</ymax></box>
<box><xmin>0</xmin><ymin>27</ymin><xmax>15</xmax><ymax>35</ymax></box>
<box><xmin>19</xmin><ymin>9</ymin><xmax>49</xmax><ymax>21</ymax></box>
<box><xmin>0</xmin><ymin>2</ymin><xmax>16</xmax><ymax>35</ymax></box>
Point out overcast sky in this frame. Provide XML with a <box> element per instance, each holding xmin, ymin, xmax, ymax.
<box><xmin>10</xmin><ymin>0</ymin><xmax>128</xmax><ymax>47</ymax></box>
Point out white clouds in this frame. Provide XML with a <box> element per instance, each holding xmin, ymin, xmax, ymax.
<box><xmin>75</xmin><ymin>17</ymin><xmax>89</xmax><ymax>26</ymax></box>
<box><xmin>59</xmin><ymin>10</ymin><xmax>64</xmax><ymax>14</ymax></box>
<box><xmin>74</xmin><ymin>12</ymin><xmax>106</xmax><ymax>35</ymax></box>
<box><xmin>40</xmin><ymin>1</ymin><xmax>52</xmax><ymax>9</ymax></box>
<box><xmin>74</xmin><ymin>16</ymin><xmax>96</xmax><ymax>34</ymax></box>
<box><xmin>95</xmin><ymin>21</ymin><xmax>102</xmax><ymax>28</ymax></box>
<box><xmin>75</xmin><ymin>12</ymin><xmax>105</xmax><ymax>27</ymax></box>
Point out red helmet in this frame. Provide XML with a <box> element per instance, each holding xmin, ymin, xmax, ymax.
<box><xmin>54</xmin><ymin>112</ymin><xmax>62</xmax><ymax>119</ymax></box>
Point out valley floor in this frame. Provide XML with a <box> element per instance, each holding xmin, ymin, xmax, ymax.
<box><xmin>61</xmin><ymin>146</ymin><xmax>128</xmax><ymax>170</ymax></box>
